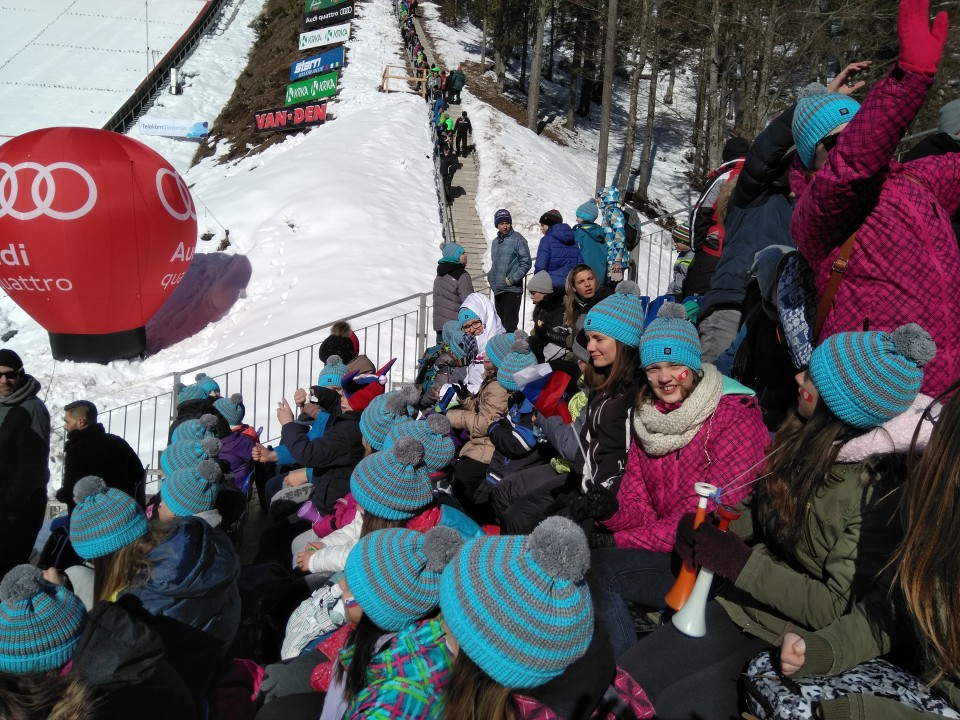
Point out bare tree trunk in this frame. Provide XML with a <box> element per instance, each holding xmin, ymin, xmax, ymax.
<box><xmin>595</xmin><ymin>0</ymin><xmax>619</xmax><ymax>191</ymax></box>
<box><xmin>704</xmin><ymin>0</ymin><xmax>721</xmax><ymax>169</ymax></box>
<box><xmin>617</xmin><ymin>0</ymin><xmax>651</xmax><ymax>193</ymax></box>
<box><xmin>481</xmin><ymin>15</ymin><xmax>489</xmax><ymax>71</ymax></box>
<box><xmin>546</xmin><ymin>0</ymin><xmax>556</xmax><ymax>82</ymax></box>
<box><xmin>635</xmin><ymin>15</ymin><xmax>661</xmax><ymax>202</ymax></box>
<box><xmin>527</xmin><ymin>0</ymin><xmax>549</xmax><ymax>131</ymax></box>
<box><xmin>566</xmin><ymin>14</ymin><xmax>583</xmax><ymax>128</ymax></box>
<box><xmin>691</xmin><ymin>47</ymin><xmax>707</xmax><ymax>177</ymax></box>
<box><xmin>664</xmin><ymin>63</ymin><xmax>675</xmax><ymax>105</ymax></box>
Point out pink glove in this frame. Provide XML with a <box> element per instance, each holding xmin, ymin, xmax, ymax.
<box><xmin>898</xmin><ymin>0</ymin><xmax>949</xmax><ymax>75</ymax></box>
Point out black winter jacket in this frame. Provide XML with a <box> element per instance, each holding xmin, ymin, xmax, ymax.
<box><xmin>432</xmin><ymin>262</ymin><xmax>474</xmax><ymax>331</ymax></box>
<box><xmin>529</xmin><ymin>292</ymin><xmax>569</xmax><ymax>361</ymax></box>
<box><xmin>281</xmin><ymin>408</ymin><xmax>365</xmax><ymax>513</ymax></box>
<box><xmin>0</xmin><ymin>374</ymin><xmax>50</xmax><ymax>512</ymax></box>
<box><xmin>700</xmin><ymin>106</ymin><xmax>796</xmax><ymax>319</ymax></box>
<box><xmin>59</xmin><ymin>423</ymin><xmax>145</xmax><ymax>511</ymax></box>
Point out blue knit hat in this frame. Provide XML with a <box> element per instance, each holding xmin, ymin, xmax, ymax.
<box><xmin>0</xmin><ymin>565</ymin><xmax>86</xmax><ymax>674</ymax></box>
<box><xmin>160</xmin><ymin>437</ymin><xmax>221</xmax><ymax>476</ymax></box>
<box><xmin>583</xmin><ymin>280</ymin><xmax>646</xmax><ymax>348</ymax></box>
<box><xmin>494</xmin><ymin>209</ymin><xmax>512</xmax><ymax>227</ymax></box>
<box><xmin>447</xmin><ymin>329</ymin><xmax>470</xmax><ymax>362</ymax></box>
<box><xmin>439</xmin><ymin>517</ymin><xmax>594</xmax><ymax>689</ymax></box>
<box><xmin>498</xmin><ymin>335</ymin><xmax>538</xmax><ymax>391</ymax></box>
<box><xmin>575</xmin><ymin>200</ymin><xmax>599</xmax><ymax>222</ymax></box>
<box><xmin>350</xmin><ymin>438</ymin><xmax>432</xmax><ymax>520</ymax></box>
<box><xmin>359</xmin><ymin>387</ymin><xmax>418</xmax><ymax>451</ymax></box>
<box><xmin>484</xmin><ymin>332</ymin><xmax>514</xmax><ymax>368</ymax></box>
<box><xmin>808</xmin><ymin>324</ymin><xmax>935</xmax><ymax>429</ymax></box>
<box><xmin>640</xmin><ymin>302</ymin><xmax>702</xmax><ymax>372</ymax></box>
<box><xmin>458</xmin><ymin>306</ymin><xmax>480</xmax><ymax>327</ymax></box>
<box><xmin>213</xmin><ymin>393</ymin><xmax>245</xmax><ymax>426</ymax></box>
<box><xmin>170</xmin><ymin>413</ymin><xmax>218</xmax><ymax>443</ymax></box>
<box><xmin>441</xmin><ymin>320</ymin><xmax>461</xmax><ymax>347</ymax></box>
<box><xmin>162</xmin><ymin>459</ymin><xmax>222</xmax><ymax>517</ymax></box>
<box><xmin>440</xmin><ymin>242</ymin><xmax>465</xmax><ymax>264</ymax></box>
<box><xmin>175</xmin><ymin>372</ymin><xmax>214</xmax><ymax>406</ymax></box>
<box><xmin>71</xmin><ymin>477</ymin><xmax>149</xmax><ymax>560</ymax></box>
<box><xmin>792</xmin><ymin>87</ymin><xmax>860</xmax><ymax>168</ymax></box>
<box><xmin>383</xmin><ymin>414</ymin><xmax>456</xmax><ymax>471</ymax></box>
<box><xmin>345</xmin><ymin>527</ymin><xmax>462</xmax><ymax>631</ymax></box>
<box><xmin>317</xmin><ymin>355</ymin><xmax>349</xmax><ymax>388</ymax></box>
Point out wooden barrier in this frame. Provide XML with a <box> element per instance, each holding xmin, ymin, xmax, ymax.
<box><xmin>381</xmin><ymin>65</ymin><xmax>426</xmax><ymax>98</ymax></box>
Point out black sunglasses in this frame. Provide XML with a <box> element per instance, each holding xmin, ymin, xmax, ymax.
<box><xmin>0</xmin><ymin>370</ymin><xmax>21</xmax><ymax>380</ymax></box>
<box><xmin>819</xmin><ymin>133</ymin><xmax>841</xmax><ymax>153</ymax></box>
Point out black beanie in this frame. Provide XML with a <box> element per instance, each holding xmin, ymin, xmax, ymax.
<box><xmin>721</xmin><ymin>137</ymin><xmax>750</xmax><ymax>162</ymax></box>
<box><xmin>319</xmin><ymin>335</ymin><xmax>357</xmax><ymax>364</ymax></box>
<box><xmin>0</xmin><ymin>349</ymin><xmax>23</xmax><ymax>371</ymax></box>
<box><xmin>539</xmin><ymin>209</ymin><xmax>563</xmax><ymax>227</ymax></box>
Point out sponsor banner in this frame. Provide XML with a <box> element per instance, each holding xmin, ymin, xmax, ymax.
<box><xmin>304</xmin><ymin>0</ymin><xmax>339</xmax><ymax>10</ymax></box>
<box><xmin>304</xmin><ymin>0</ymin><xmax>354</xmax><ymax>30</ymax></box>
<box><xmin>285</xmin><ymin>71</ymin><xmax>338</xmax><ymax>106</ymax></box>
<box><xmin>299</xmin><ymin>22</ymin><xmax>350</xmax><ymax>51</ymax></box>
<box><xmin>289</xmin><ymin>46</ymin><xmax>345</xmax><ymax>80</ymax></box>
<box><xmin>253</xmin><ymin>103</ymin><xmax>328</xmax><ymax>132</ymax></box>
<box><xmin>139</xmin><ymin>118</ymin><xmax>209</xmax><ymax>138</ymax></box>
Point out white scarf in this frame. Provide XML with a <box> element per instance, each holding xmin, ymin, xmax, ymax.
<box><xmin>634</xmin><ymin>364</ymin><xmax>724</xmax><ymax>457</ymax></box>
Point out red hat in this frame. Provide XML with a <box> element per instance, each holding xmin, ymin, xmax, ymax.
<box><xmin>341</xmin><ymin>358</ymin><xmax>397</xmax><ymax>412</ymax></box>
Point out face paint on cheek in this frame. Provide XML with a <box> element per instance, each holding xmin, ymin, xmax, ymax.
<box><xmin>800</xmin><ymin>387</ymin><xmax>814</xmax><ymax>403</ymax></box>
<box><xmin>677</xmin><ymin>369</ymin><xmax>689</xmax><ymax>382</ymax></box>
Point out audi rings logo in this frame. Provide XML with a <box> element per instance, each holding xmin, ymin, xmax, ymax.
<box><xmin>156</xmin><ymin>169</ymin><xmax>196</xmax><ymax>222</ymax></box>
<box><xmin>0</xmin><ymin>162</ymin><xmax>98</xmax><ymax>221</ymax></box>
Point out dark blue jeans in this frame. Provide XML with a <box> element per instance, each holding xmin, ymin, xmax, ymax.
<box><xmin>586</xmin><ymin>547</ymin><xmax>677</xmax><ymax>656</ymax></box>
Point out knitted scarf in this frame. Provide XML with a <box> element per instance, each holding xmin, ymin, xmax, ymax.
<box><xmin>634</xmin><ymin>364</ymin><xmax>724</xmax><ymax>457</ymax></box>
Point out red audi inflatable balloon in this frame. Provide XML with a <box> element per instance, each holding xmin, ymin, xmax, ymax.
<box><xmin>0</xmin><ymin>127</ymin><xmax>197</xmax><ymax>363</ymax></box>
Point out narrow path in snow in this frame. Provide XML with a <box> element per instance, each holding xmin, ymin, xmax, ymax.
<box><xmin>412</xmin><ymin>12</ymin><xmax>488</xmax><ymax>291</ymax></box>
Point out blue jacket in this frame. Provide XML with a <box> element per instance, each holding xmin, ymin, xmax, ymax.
<box><xmin>125</xmin><ymin>516</ymin><xmax>240</xmax><ymax>646</ymax></box>
<box><xmin>487</xmin><ymin>228</ymin><xmax>531</xmax><ymax>295</ymax></box>
<box><xmin>535</xmin><ymin>223</ymin><xmax>582</xmax><ymax>288</ymax></box>
<box><xmin>573</xmin><ymin>222</ymin><xmax>608</xmax><ymax>284</ymax></box>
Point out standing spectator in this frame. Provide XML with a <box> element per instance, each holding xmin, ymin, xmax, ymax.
<box><xmin>448</xmin><ymin>64</ymin><xmax>466</xmax><ymax>104</ymax></box>
<box><xmin>439</xmin><ymin>144</ymin><xmax>458</xmax><ymax>203</ymax></box>
<box><xmin>454</xmin><ymin>111</ymin><xmax>472</xmax><ymax>156</ymax></box>
<box><xmin>596</xmin><ymin>187</ymin><xmax>627</xmax><ymax>284</ymax></box>
<box><xmin>572</xmin><ymin>200</ymin><xmax>608</xmax><ymax>285</ymax></box>
<box><xmin>903</xmin><ymin>98</ymin><xmax>960</xmax><ymax>239</ymax></box>
<box><xmin>58</xmin><ymin>400</ymin><xmax>145</xmax><ymax>512</ymax></box>
<box><xmin>0</xmin><ymin>349</ymin><xmax>50</xmax><ymax>579</ymax></box>
<box><xmin>666</xmin><ymin>223</ymin><xmax>694</xmax><ymax>298</ymax></box>
<box><xmin>683</xmin><ymin>137</ymin><xmax>749</xmax><ymax>298</ymax></box>
<box><xmin>488</xmin><ymin>209</ymin><xmax>532</xmax><ymax>332</ymax></box>
<box><xmin>535</xmin><ymin>209</ymin><xmax>583</xmax><ymax>294</ymax></box>
<box><xmin>433</xmin><ymin>242</ymin><xmax>474</xmax><ymax>343</ymax></box>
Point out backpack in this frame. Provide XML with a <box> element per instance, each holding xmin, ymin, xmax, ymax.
<box><xmin>621</xmin><ymin>204</ymin><xmax>641</xmax><ymax>251</ymax></box>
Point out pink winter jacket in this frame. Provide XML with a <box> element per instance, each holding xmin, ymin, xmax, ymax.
<box><xmin>790</xmin><ymin>65</ymin><xmax>960</xmax><ymax>395</ymax></box>
<box><xmin>601</xmin><ymin>394</ymin><xmax>769</xmax><ymax>551</ymax></box>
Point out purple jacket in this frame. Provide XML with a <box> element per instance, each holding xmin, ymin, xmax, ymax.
<box><xmin>790</xmin><ymin>65</ymin><xmax>960</xmax><ymax>395</ymax></box>
<box><xmin>602</xmin><ymin>393</ymin><xmax>769</xmax><ymax>552</ymax></box>
<box><xmin>535</xmin><ymin>223</ymin><xmax>583</xmax><ymax>288</ymax></box>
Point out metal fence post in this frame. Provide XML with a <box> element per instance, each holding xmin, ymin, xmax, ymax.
<box><xmin>171</xmin><ymin>372</ymin><xmax>181</xmax><ymax>422</ymax></box>
<box><xmin>416</xmin><ymin>293</ymin><xmax>428</xmax><ymax>361</ymax></box>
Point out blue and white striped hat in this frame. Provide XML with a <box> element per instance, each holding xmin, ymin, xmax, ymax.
<box><xmin>71</xmin><ymin>477</ymin><xmax>148</xmax><ymax>560</ymax></box>
<box><xmin>350</xmin><ymin>438</ymin><xmax>432</xmax><ymax>520</ymax></box>
<box><xmin>583</xmin><ymin>281</ymin><xmax>645</xmax><ymax>348</ymax></box>
<box><xmin>640</xmin><ymin>302</ymin><xmax>702</xmax><ymax>372</ymax></box>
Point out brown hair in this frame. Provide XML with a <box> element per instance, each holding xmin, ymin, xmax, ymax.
<box><xmin>582</xmin><ymin>339</ymin><xmax>640</xmax><ymax>404</ymax></box>
<box><xmin>895</xmin><ymin>384</ymin><xmax>960</xmax><ymax>682</ymax></box>
<box><xmin>358</xmin><ymin>511</ymin><xmax>406</xmax><ymax>539</ymax></box>
<box><xmin>760</xmin><ymin>403</ymin><xmax>864</xmax><ymax>548</ymax></box>
<box><xmin>443</xmin><ymin>652</ymin><xmax>518</xmax><ymax>720</ymax></box>
<box><xmin>94</xmin><ymin>524</ymin><xmax>172</xmax><ymax>603</ymax></box>
<box><xmin>715</xmin><ymin>175</ymin><xmax>738</xmax><ymax>227</ymax></box>
<box><xmin>0</xmin><ymin>672</ymin><xmax>94</xmax><ymax>720</ymax></box>
<box><xmin>563</xmin><ymin>264</ymin><xmax>597</xmax><ymax>327</ymax></box>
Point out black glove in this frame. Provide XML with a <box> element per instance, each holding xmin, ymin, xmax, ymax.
<box><xmin>260</xmin><ymin>649</ymin><xmax>325</xmax><ymax>703</ymax></box>
<box><xmin>543</xmin><ymin>325</ymin><xmax>572</xmax><ymax>345</ymax></box>
<box><xmin>588</xmin><ymin>530</ymin><xmax>617</xmax><ymax>549</ymax></box>
<box><xmin>582</xmin><ymin>484</ymin><xmax>619</xmax><ymax>521</ymax></box>
<box><xmin>673</xmin><ymin>512</ymin><xmax>697</xmax><ymax>566</ymax></box>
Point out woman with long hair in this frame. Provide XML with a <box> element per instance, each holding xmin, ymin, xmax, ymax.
<box><xmin>772</xmin><ymin>381</ymin><xmax>960</xmax><ymax>720</ymax></box>
<box><xmin>439</xmin><ymin>516</ymin><xmax>655</xmax><ymax>719</ymax></box>
<box><xmin>617</xmin><ymin>324</ymin><xmax>936</xmax><ymax>720</ymax></box>
<box><xmin>563</xmin><ymin>264</ymin><xmax>612</xmax><ymax>331</ymax></box>
<box><xmin>587</xmin><ymin>302</ymin><xmax>770</xmax><ymax>655</ymax></box>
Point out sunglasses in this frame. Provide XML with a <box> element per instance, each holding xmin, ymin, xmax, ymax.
<box><xmin>818</xmin><ymin>133</ymin><xmax>841</xmax><ymax>153</ymax></box>
<box><xmin>0</xmin><ymin>370</ymin><xmax>20</xmax><ymax>380</ymax></box>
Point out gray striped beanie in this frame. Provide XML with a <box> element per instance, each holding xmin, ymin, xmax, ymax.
<box><xmin>160</xmin><ymin>437</ymin><xmax>221</xmax><ymax>476</ymax></box>
<box><xmin>345</xmin><ymin>526</ymin><xmax>462</xmax><ymax>631</ymax></box>
<box><xmin>349</xmin><ymin>438</ymin><xmax>432</xmax><ymax>520</ymax></box>
<box><xmin>484</xmin><ymin>332</ymin><xmax>514</xmax><ymax>368</ymax></box>
<box><xmin>213</xmin><ymin>393</ymin><xmax>245</xmax><ymax>426</ymax></box>
<box><xmin>383</xmin><ymin>415</ymin><xmax>455</xmax><ymax>471</ymax></box>
<box><xmin>498</xmin><ymin>336</ymin><xmax>538</xmax><ymax>392</ymax></box>
<box><xmin>170</xmin><ymin>413</ymin><xmax>218</xmax><ymax>443</ymax></box>
<box><xmin>162</xmin><ymin>459</ymin><xmax>222</xmax><ymax>517</ymax></box>
<box><xmin>809</xmin><ymin>324</ymin><xmax>935</xmax><ymax>429</ymax></box>
<box><xmin>71</xmin><ymin>477</ymin><xmax>148</xmax><ymax>560</ymax></box>
<box><xmin>359</xmin><ymin>386</ymin><xmax>417</xmax><ymax>451</ymax></box>
<box><xmin>438</xmin><ymin>516</ymin><xmax>594</xmax><ymax>688</ymax></box>
<box><xmin>583</xmin><ymin>281</ymin><xmax>645</xmax><ymax>348</ymax></box>
<box><xmin>640</xmin><ymin>302</ymin><xmax>702</xmax><ymax>371</ymax></box>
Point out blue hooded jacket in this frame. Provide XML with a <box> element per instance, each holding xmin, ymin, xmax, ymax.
<box><xmin>535</xmin><ymin>223</ymin><xmax>583</xmax><ymax>288</ymax></box>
